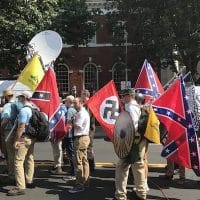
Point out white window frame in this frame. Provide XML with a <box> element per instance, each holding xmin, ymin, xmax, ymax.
<box><xmin>83</xmin><ymin>62</ymin><xmax>99</xmax><ymax>92</ymax></box>
<box><xmin>54</xmin><ymin>63</ymin><xmax>70</xmax><ymax>96</ymax></box>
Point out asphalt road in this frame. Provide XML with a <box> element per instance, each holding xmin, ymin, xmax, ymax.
<box><xmin>0</xmin><ymin>137</ymin><xmax>199</xmax><ymax>200</ymax></box>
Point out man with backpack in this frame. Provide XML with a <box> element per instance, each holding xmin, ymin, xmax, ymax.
<box><xmin>0</xmin><ymin>89</ymin><xmax>19</xmax><ymax>186</ymax></box>
<box><xmin>7</xmin><ymin>91</ymin><xmax>36</xmax><ymax>196</ymax></box>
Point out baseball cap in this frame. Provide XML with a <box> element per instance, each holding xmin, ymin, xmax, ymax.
<box><xmin>3</xmin><ymin>89</ymin><xmax>14</xmax><ymax>97</ymax></box>
<box><xmin>18</xmin><ymin>91</ymin><xmax>32</xmax><ymax>99</ymax></box>
<box><xmin>122</xmin><ymin>88</ymin><xmax>135</xmax><ymax>96</ymax></box>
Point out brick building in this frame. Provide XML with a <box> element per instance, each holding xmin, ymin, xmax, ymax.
<box><xmin>54</xmin><ymin>1</ymin><xmax>146</xmax><ymax>97</ymax></box>
<box><xmin>54</xmin><ymin>0</ymin><xmax>175</xmax><ymax>97</ymax></box>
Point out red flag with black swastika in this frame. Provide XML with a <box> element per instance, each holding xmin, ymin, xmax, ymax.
<box><xmin>87</xmin><ymin>80</ymin><xmax>121</xmax><ymax>142</ymax></box>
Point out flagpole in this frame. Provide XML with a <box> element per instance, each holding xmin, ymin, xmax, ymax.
<box><xmin>11</xmin><ymin>61</ymin><xmax>30</xmax><ymax>90</ymax></box>
<box><xmin>124</xmin><ymin>31</ymin><xmax>128</xmax><ymax>88</ymax></box>
<box><xmin>10</xmin><ymin>80</ymin><xmax>18</xmax><ymax>90</ymax></box>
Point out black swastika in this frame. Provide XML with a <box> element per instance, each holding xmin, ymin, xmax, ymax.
<box><xmin>103</xmin><ymin>100</ymin><xmax>119</xmax><ymax>120</ymax></box>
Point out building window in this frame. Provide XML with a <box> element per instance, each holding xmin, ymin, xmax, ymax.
<box><xmin>83</xmin><ymin>62</ymin><xmax>98</xmax><ymax>92</ymax></box>
<box><xmin>54</xmin><ymin>64</ymin><xmax>69</xmax><ymax>97</ymax></box>
<box><xmin>88</xmin><ymin>33</ymin><xmax>96</xmax><ymax>44</ymax></box>
<box><xmin>112</xmin><ymin>61</ymin><xmax>127</xmax><ymax>91</ymax></box>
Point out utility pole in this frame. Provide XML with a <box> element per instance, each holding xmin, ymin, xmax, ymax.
<box><xmin>124</xmin><ymin>30</ymin><xmax>128</xmax><ymax>88</ymax></box>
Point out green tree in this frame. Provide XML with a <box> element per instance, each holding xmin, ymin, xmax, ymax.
<box><xmin>0</xmin><ymin>0</ymin><xmax>98</xmax><ymax>76</ymax></box>
<box><xmin>106</xmin><ymin>0</ymin><xmax>200</xmax><ymax>74</ymax></box>
<box><xmin>53</xmin><ymin>0</ymin><xmax>98</xmax><ymax>47</ymax></box>
<box><xmin>0</xmin><ymin>0</ymin><xmax>59</xmax><ymax>76</ymax></box>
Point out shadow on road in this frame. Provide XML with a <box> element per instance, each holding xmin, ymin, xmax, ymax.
<box><xmin>34</xmin><ymin>165</ymin><xmax>116</xmax><ymax>200</ymax></box>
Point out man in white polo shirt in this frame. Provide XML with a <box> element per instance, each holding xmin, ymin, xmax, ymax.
<box><xmin>68</xmin><ymin>97</ymin><xmax>90</xmax><ymax>194</ymax></box>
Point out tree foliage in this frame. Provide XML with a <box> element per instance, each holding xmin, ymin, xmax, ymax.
<box><xmin>0</xmin><ymin>0</ymin><xmax>59</xmax><ymax>75</ymax></box>
<box><xmin>106</xmin><ymin>0</ymin><xmax>200</xmax><ymax>73</ymax></box>
<box><xmin>0</xmin><ymin>0</ymin><xmax>98</xmax><ymax>76</ymax></box>
<box><xmin>53</xmin><ymin>0</ymin><xmax>98</xmax><ymax>47</ymax></box>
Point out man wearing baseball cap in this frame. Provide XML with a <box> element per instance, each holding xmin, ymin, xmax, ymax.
<box><xmin>0</xmin><ymin>89</ymin><xmax>18</xmax><ymax>186</ymax></box>
<box><xmin>8</xmin><ymin>90</ymin><xmax>35</xmax><ymax>196</ymax></box>
<box><xmin>115</xmin><ymin>88</ymin><xmax>148</xmax><ymax>200</ymax></box>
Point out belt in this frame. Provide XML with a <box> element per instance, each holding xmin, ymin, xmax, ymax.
<box><xmin>73</xmin><ymin>135</ymin><xmax>87</xmax><ymax>138</ymax></box>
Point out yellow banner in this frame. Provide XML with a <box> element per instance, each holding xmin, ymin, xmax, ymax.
<box><xmin>18</xmin><ymin>55</ymin><xmax>44</xmax><ymax>91</ymax></box>
<box><xmin>144</xmin><ymin>107</ymin><xmax>160</xmax><ymax>144</ymax></box>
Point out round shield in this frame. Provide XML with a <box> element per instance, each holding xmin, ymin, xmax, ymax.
<box><xmin>28</xmin><ymin>30</ymin><xmax>62</xmax><ymax>66</ymax></box>
<box><xmin>113</xmin><ymin>111</ymin><xmax>135</xmax><ymax>158</ymax></box>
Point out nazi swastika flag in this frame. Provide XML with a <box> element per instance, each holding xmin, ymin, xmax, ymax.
<box><xmin>87</xmin><ymin>80</ymin><xmax>122</xmax><ymax>141</ymax></box>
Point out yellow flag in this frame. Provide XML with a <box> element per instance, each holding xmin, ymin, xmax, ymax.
<box><xmin>17</xmin><ymin>55</ymin><xmax>44</xmax><ymax>91</ymax></box>
<box><xmin>144</xmin><ymin>107</ymin><xmax>160</xmax><ymax>144</ymax></box>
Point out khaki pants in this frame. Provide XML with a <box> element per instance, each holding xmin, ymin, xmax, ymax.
<box><xmin>4</xmin><ymin>130</ymin><xmax>16</xmax><ymax>180</ymax></box>
<box><xmin>87</xmin><ymin>130</ymin><xmax>95</xmax><ymax>160</ymax></box>
<box><xmin>74</xmin><ymin>135</ymin><xmax>90</xmax><ymax>186</ymax></box>
<box><xmin>15</xmin><ymin>136</ymin><xmax>35</xmax><ymax>189</ymax></box>
<box><xmin>166</xmin><ymin>160</ymin><xmax>185</xmax><ymax>179</ymax></box>
<box><xmin>51</xmin><ymin>140</ymin><xmax>63</xmax><ymax>167</ymax></box>
<box><xmin>115</xmin><ymin>139</ymin><xmax>147</xmax><ymax>200</ymax></box>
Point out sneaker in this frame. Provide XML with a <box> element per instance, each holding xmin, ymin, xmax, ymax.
<box><xmin>63</xmin><ymin>176</ymin><xmax>76</xmax><ymax>181</ymax></box>
<box><xmin>133</xmin><ymin>185</ymin><xmax>149</xmax><ymax>192</ymax></box>
<box><xmin>0</xmin><ymin>155</ymin><xmax>5</xmax><ymax>160</ymax></box>
<box><xmin>132</xmin><ymin>191</ymin><xmax>146</xmax><ymax>200</ymax></box>
<box><xmin>49</xmin><ymin>166</ymin><xmax>57</xmax><ymax>173</ymax></box>
<box><xmin>50</xmin><ymin>167</ymin><xmax>66</xmax><ymax>175</ymax></box>
<box><xmin>68</xmin><ymin>185</ymin><xmax>85</xmax><ymax>193</ymax></box>
<box><xmin>26</xmin><ymin>182</ymin><xmax>35</xmax><ymax>188</ymax></box>
<box><xmin>7</xmin><ymin>187</ymin><xmax>25</xmax><ymax>196</ymax></box>
<box><xmin>84</xmin><ymin>179</ymin><xmax>90</xmax><ymax>188</ymax></box>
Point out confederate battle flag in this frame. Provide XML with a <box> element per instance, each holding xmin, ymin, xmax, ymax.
<box><xmin>135</xmin><ymin>59</ymin><xmax>164</xmax><ymax>103</ymax></box>
<box><xmin>31</xmin><ymin>67</ymin><xmax>66</xmax><ymax>140</ymax></box>
<box><xmin>87</xmin><ymin>80</ymin><xmax>121</xmax><ymax>142</ymax></box>
<box><xmin>152</xmin><ymin>76</ymin><xmax>200</xmax><ymax>176</ymax></box>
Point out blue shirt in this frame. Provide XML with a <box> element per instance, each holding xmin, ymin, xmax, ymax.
<box><xmin>67</xmin><ymin>106</ymin><xmax>77</xmax><ymax>138</ymax></box>
<box><xmin>1</xmin><ymin>101</ymin><xmax>19</xmax><ymax>130</ymax></box>
<box><xmin>18</xmin><ymin>105</ymin><xmax>32</xmax><ymax>132</ymax></box>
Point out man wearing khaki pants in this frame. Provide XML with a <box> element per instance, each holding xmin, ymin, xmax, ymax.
<box><xmin>115</xmin><ymin>89</ymin><xmax>148</xmax><ymax>200</ymax></box>
<box><xmin>0</xmin><ymin>89</ymin><xmax>18</xmax><ymax>185</ymax></box>
<box><xmin>68</xmin><ymin>97</ymin><xmax>90</xmax><ymax>194</ymax></box>
<box><xmin>7</xmin><ymin>91</ymin><xmax>35</xmax><ymax>196</ymax></box>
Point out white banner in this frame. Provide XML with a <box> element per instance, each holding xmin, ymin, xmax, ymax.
<box><xmin>185</xmin><ymin>85</ymin><xmax>200</xmax><ymax>131</ymax></box>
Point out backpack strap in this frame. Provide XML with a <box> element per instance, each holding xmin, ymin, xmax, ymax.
<box><xmin>10</xmin><ymin>103</ymin><xmax>19</xmax><ymax>124</ymax></box>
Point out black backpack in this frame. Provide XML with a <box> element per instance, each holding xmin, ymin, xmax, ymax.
<box><xmin>25</xmin><ymin>106</ymin><xmax>50</xmax><ymax>142</ymax></box>
<box><xmin>138</xmin><ymin>107</ymin><xmax>149</xmax><ymax>136</ymax></box>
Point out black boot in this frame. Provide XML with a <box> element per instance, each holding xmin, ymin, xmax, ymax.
<box><xmin>88</xmin><ymin>159</ymin><xmax>95</xmax><ymax>173</ymax></box>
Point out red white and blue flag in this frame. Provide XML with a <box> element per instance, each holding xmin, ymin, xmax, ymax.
<box><xmin>87</xmin><ymin>80</ymin><xmax>121</xmax><ymax>142</ymax></box>
<box><xmin>152</xmin><ymin>76</ymin><xmax>200</xmax><ymax>176</ymax></box>
<box><xmin>135</xmin><ymin>59</ymin><xmax>164</xmax><ymax>102</ymax></box>
<box><xmin>31</xmin><ymin>67</ymin><xmax>66</xmax><ymax>140</ymax></box>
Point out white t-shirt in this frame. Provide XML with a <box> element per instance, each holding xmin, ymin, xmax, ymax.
<box><xmin>73</xmin><ymin>107</ymin><xmax>90</xmax><ymax>137</ymax></box>
<box><xmin>125</xmin><ymin>99</ymin><xmax>141</xmax><ymax>131</ymax></box>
